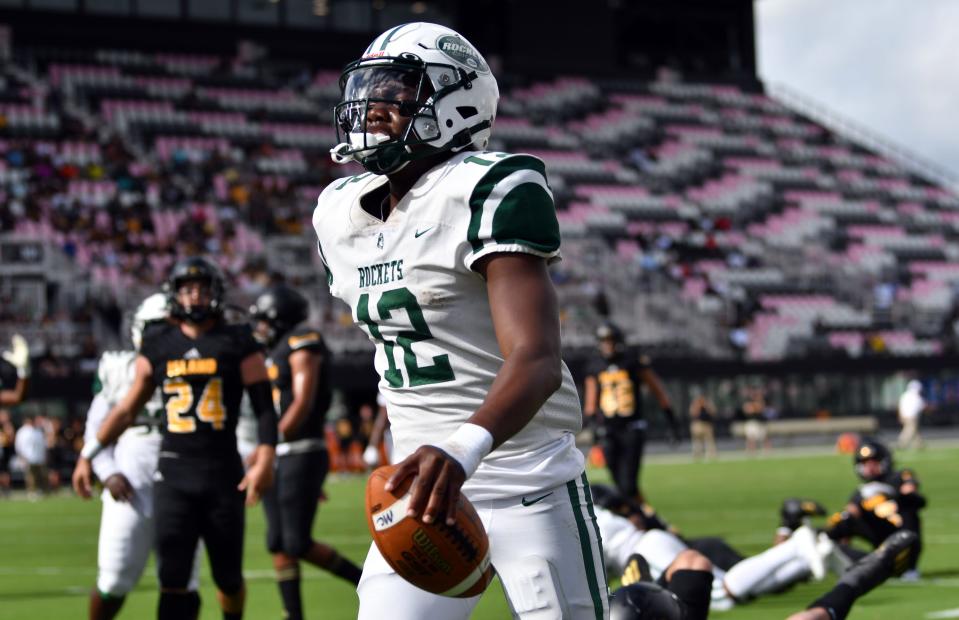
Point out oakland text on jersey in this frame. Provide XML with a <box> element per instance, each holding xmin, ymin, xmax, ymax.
<box><xmin>358</xmin><ymin>260</ymin><xmax>405</xmax><ymax>288</ymax></box>
<box><xmin>166</xmin><ymin>358</ymin><xmax>218</xmax><ymax>377</ymax></box>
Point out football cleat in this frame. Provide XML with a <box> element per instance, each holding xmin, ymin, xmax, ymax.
<box><xmin>621</xmin><ymin>553</ymin><xmax>653</xmax><ymax>586</ymax></box>
<box><xmin>610</xmin><ymin>582</ymin><xmax>688</xmax><ymax>620</ymax></box>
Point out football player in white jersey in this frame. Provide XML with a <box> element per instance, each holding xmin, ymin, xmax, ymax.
<box><xmin>314</xmin><ymin>22</ymin><xmax>607</xmax><ymax>619</ymax></box>
<box><xmin>72</xmin><ymin>294</ymin><xmax>201</xmax><ymax>620</ymax></box>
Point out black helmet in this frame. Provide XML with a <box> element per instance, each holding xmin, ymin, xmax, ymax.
<box><xmin>610</xmin><ymin>583</ymin><xmax>688</xmax><ymax>620</ymax></box>
<box><xmin>854</xmin><ymin>437</ymin><xmax>893</xmax><ymax>481</ymax></box>
<box><xmin>596</xmin><ymin>322</ymin><xmax>625</xmax><ymax>360</ymax></box>
<box><xmin>590</xmin><ymin>484</ymin><xmax>624</xmax><ymax>511</ymax></box>
<box><xmin>780</xmin><ymin>497</ymin><xmax>827</xmax><ymax>531</ymax></box>
<box><xmin>164</xmin><ymin>257</ymin><xmax>226</xmax><ymax>324</ymax></box>
<box><xmin>596</xmin><ymin>322</ymin><xmax>624</xmax><ymax>343</ymax></box>
<box><xmin>249</xmin><ymin>284</ymin><xmax>310</xmax><ymax>347</ymax></box>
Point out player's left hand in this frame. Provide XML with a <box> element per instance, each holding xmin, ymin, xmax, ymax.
<box><xmin>386</xmin><ymin>445</ymin><xmax>466</xmax><ymax>526</ymax></box>
<box><xmin>72</xmin><ymin>457</ymin><xmax>94</xmax><ymax>499</ymax></box>
<box><xmin>668</xmin><ymin>421</ymin><xmax>682</xmax><ymax>447</ymax></box>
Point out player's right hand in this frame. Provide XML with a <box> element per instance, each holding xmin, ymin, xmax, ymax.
<box><xmin>103</xmin><ymin>474</ymin><xmax>134</xmax><ymax>502</ymax></box>
<box><xmin>239</xmin><ymin>446</ymin><xmax>275</xmax><ymax>507</ymax></box>
<box><xmin>72</xmin><ymin>457</ymin><xmax>94</xmax><ymax>499</ymax></box>
<box><xmin>386</xmin><ymin>445</ymin><xmax>466</xmax><ymax>526</ymax></box>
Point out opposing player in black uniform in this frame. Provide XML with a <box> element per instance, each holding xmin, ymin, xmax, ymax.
<box><xmin>824</xmin><ymin>437</ymin><xmax>925</xmax><ymax>579</ymax></box>
<box><xmin>75</xmin><ymin>257</ymin><xmax>277</xmax><ymax>620</ymax></box>
<box><xmin>0</xmin><ymin>335</ymin><xmax>29</xmax><ymax>496</ymax></box>
<box><xmin>583</xmin><ymin>323</ymin><xmax>679</xmax><ymax>502</ymax></box>
<box><xmin>249</xmin><ymin>284</ymin><xmax>362</xmax><ymax>620</ymax></box>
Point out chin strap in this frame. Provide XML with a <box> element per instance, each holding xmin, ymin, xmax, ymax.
<box><xmin>330</xmin><ymin>132</ymin><xmax>393</xmax><ymax>166</ymax></box>
<box><xmin>330</xmin><ymin>142</ymin><xmax>354</xmax><ymax>164</ymax></box>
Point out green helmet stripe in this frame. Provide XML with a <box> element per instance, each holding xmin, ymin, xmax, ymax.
<box><xmin>378</xmin><ymin>23</ymin><xmax>410</xmax><ymax>51</ymax></box>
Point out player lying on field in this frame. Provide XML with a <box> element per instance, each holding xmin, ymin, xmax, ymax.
<box><xmin>610</xmin><ymin>529</ymin><xmax>917</xmax><ymax>620</ymax></box>
<box><xmin>593</xmin><ymin>483</ymin><xmax>838</xmax><ymax>610</ymax></box>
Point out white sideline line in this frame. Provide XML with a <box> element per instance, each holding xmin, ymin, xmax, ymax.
<box><xmin>927</xmin><ymin>609</ymin><xmax>959</xmax><ymax>619</ymax></box>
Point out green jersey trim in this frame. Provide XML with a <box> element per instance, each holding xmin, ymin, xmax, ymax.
<box><xmin>466</xmin><ymin>155</ymin><xmax>558</xmax><ymax>260</ymax></box>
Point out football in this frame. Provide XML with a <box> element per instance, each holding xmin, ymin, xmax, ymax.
<box><xmin>365</xmin><ymin>464</ymin><xmax>494</xmax><ymax>598</ymax></box>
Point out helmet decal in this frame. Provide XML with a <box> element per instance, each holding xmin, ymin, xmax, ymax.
<box><xmin>435</xmin><ymin>35</ymin><xmax>490</xmax><ymax>73</ymax></box>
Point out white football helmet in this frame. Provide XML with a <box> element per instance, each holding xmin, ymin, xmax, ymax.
<box><xmin>331</xmin><ymin>22</ymin><xmax>499</xmax><ymax>175</ymax></box>
<box><xmin>130</xmin><ymin>293</ymin><xmax>169</xmax><ymax>351</ymax></box>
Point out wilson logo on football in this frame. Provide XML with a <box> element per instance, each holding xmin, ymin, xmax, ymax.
<box><xmin>371</xmin><ymin>492</ymin><xmax>412</xmax><ymax>531</ymax></box>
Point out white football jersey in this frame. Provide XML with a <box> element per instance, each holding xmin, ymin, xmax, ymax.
<box><xmin>313</xmin><ymin>151</ymin><xmax>584</xmax><ymax>500</ymax></box>
<box><xmin>86</xmin><ymin>350</ymin><xmax>164</xmax><ymax>514</ymax></box>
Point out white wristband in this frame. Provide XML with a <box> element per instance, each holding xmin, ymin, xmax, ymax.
<box><xmin>433</xmin><ymin>423</ymin><xmax>494</xmax><ymax>480</ymax></box>
<box><xmin>16</xmin><ymin>365</ymin><xmax>29</xmax><ymax>379</ymax></box>
<box><xmin>80</xmin><ymin>438</ymin><xmax>104</xmax><ymax>460</ymax></box>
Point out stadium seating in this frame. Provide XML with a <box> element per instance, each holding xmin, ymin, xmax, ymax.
<box><xmin>1</xmin><ymin>35</ymin><xmax>958</xmax><ymax>362</ymax></box>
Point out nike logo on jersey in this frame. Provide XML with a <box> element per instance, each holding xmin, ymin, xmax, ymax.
<box><xmin>184</xmin><ymin>347</ymin><xmax>201</xmax><ymax>360</ymax></box>
<box><xmin>521</xmin><ymin>492</ymin><xmax>553</xmax><ymax>507</ymax></box>
<box><xmin>414</xmin><ymin>227</ymin><xmax>434</xmax><ymax>238</ymax></box>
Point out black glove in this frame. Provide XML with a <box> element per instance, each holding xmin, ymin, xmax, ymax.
<box><xmin>591</xmin><ymin>416</ymin><xmax>607</xmax><ymax>441</ymax></box>
<box><xmin>664</xmin><ymin>407</ymin><xmax>681</xmax><ymax>444</ymax></box>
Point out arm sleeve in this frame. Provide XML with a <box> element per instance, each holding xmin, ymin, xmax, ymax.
<box><xmin>84</xmin><ymin>394</ymin><xmax>120</xmax><ymax>482</ymax></box>
<box><xmin>464</xmin><ymin>155</ymin><xmax>561</xmax><ymax>271</ymax></box>
<box><xmin>247</xmin><ymin>381</ymin><xmax>278</xmax><ymax>446</ymax></box>
<box><xmin>238</xmin><ymin>325</ymin><xmax>264</xmax><ymax>358</ymax></box>
<box><xmin>287</xmin><ymin>330</ymin><xmax>326</xmax><ymax>354</ymax></box>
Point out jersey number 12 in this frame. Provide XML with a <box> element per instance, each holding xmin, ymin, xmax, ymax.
<box><xmin>357</xmin><ymin>287</ymin><xmax>455</xmax><ymax>388</ymax></box>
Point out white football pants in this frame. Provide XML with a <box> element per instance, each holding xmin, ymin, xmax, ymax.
<box><xmin>357</xmin><ymin>472</ymin><xmax>609</xmax><ymax>619</ymax></box>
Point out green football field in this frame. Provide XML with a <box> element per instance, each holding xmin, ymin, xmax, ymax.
<box><xmin>2</xmin><ymin>445</ymin><xmax>957</xmax><ymax>619</ymax></box>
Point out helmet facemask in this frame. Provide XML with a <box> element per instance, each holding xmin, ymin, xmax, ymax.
<box><xmin>171</xmin><ymin>276</ymin><xmax>222</xmax><ymax>324</ymax></box>
<box><xmin>331</xmin><ymin>55</ymin><xmax>483</xmax><ymax>175</ymax></box>
<box><xmin>249</xmin><ymin>286</ymin><xmax>309</xmax><ymax>348</ymax></box>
